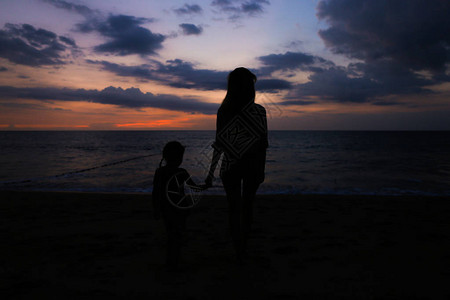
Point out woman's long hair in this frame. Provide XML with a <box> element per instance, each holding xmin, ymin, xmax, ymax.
<box><xmin>219</xmin><ymin>67</ymin><xmax>257</xmax><ymax>113</ymax></box>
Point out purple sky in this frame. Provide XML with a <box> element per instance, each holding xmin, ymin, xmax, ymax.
<box><xmin>0</xmin><ymin>0</ymin><xmax>449</xmax><ymax>130</ymax></box>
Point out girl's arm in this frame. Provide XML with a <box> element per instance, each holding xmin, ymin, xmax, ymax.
<box><xmin>186</xmin><ymin>176</ymin><xmax>208</xmax><ymax>190</ymax></box>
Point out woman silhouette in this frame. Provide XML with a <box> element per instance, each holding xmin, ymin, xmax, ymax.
<box><xmin>206</xmin><ymin>67</ymin><xmax>268</xmax><ymax>263</ymax></box>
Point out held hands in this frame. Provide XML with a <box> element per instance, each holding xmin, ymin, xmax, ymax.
<box><xmin>195</xmin><ymin>184</ymin><xmax>209</xmax><ymax>191</ymax></box>
<box><xmin>189</xmin><ymin>183</ymin><xmax>209</xmax><ymax>191</ymax></box>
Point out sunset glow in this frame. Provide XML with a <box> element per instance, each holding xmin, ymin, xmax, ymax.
<box><xmin>0</xmin><ymin>0</ymin><xmax>449</xmax><ymax>130</ymax></box>
<box><xmin>116</xmin><ymin>118</ymin><xmax>193</xmax><ymax>129</ymax></box>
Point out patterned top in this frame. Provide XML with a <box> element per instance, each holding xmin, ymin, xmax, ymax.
<box><xmin>213</xmin><ymin>102</ymin><xmax>268</xmax><ymax>179</ymax></box>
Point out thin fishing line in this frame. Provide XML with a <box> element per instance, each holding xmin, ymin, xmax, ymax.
<box><xmin>0</xmin><ymin>153</ymin><xmax>160</xmax><ymax>186</ymax></box>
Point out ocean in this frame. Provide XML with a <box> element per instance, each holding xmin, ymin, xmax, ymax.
<box><xmin>1</xmin><ymin>130</ymin><xmax>449</xmax><ymax>196</ymax></box>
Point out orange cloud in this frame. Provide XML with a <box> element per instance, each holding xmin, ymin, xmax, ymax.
<box><xmin>116</xmin><ymin>118</ymin><xmax>190</xmax><ymax>128</ymax></box>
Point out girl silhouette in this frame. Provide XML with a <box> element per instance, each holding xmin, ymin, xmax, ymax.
<box><xmin>206</xmin><ymin>67</ymin><xmax>268</xmax><ymax>263</ymax></box>
<box><xmin>153</xmin><ymin>141</ymin><xmax>207</xmax><ymax>269</ymax></box>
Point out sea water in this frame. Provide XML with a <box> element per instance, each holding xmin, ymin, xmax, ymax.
<box><xmin>1</xmin><ymin>131</ymin><xmax>449</xmax><ymax>196</ymax></box>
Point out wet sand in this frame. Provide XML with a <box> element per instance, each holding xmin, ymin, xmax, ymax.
<box><xmin>1</xmin><ymin>191</ymin><xmax>450</xmax><ymax>299</ymax></box>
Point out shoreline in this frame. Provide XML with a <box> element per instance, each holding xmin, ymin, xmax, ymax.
<box><xmin>1</xmin><ymin>189</ymin><xmax>449</xmax><ymax>199</ymax></box>
<box><xmin>1</xmin><ymin>190</ymin><xmax>450</xmax><ymax>298</ymax></box>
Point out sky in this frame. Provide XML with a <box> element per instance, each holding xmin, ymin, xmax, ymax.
<box><xmin>0</xmin><ymin>0</ymin><xmax>449</xmax><ymax>130</ymax></box>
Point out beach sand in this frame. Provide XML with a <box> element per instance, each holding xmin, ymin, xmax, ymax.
<box><xmin>1</xmin><ymin>191</ymin><xmax>450</xmax><ymax>299</ymax></box>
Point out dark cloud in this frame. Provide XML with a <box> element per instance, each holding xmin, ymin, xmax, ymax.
<box><xmin>87</xmin><ymin>41</ymin><xmax>440</xmax><ymax>103</ymax></box>
<box><xmin>259</xmin><ymin>52</ymin><xmax>314</xmax><ymax>69</ymax></box>
<box><xmin>174</xmin><ymin>4</ymin><xmax>203</xmax><ymax>16</ymax></box>
<box><xmin>212</xmin><ymin>0</ymin><xmax>270</xmax><ymax>20</ymax></box>
<box><xmin>287</xmin><ymin>67</ymin><xmax>381</xmax><ymax>103</ymax></box>
<box><xmin>256</xmin><ymin>79</ymin><xmax>292</xmax><ymax>92</ymax></box>
<box><xmin>277</xmin><ymin>0</ymin><xmax>450</xmax><ymax>104</ymax></box>
<box><xmin>212</xmin><ymin>0</ymin><xmax>238</xmax><ymax>12</ymax></box>
<box><xmin>278</xmin><ymin>100</ymin><xmax>317</xmax><ymax>106</ymax></box>
<box><xmin>0</xmin><ymin>23</ymin><xmax>78</xmax><ymax>66</ymax></box>
<box><xmin>179</xmin><ymin>23</ymin><xmax>203</xmax><ymax>35</ymax></box>
<box><xmin>59</xmin><ymin>36</ymin><xmax>76</xmax><ymax>47</ymax></box>
<box><xmin>6</xmin><ymin>23</ymin><xmax>57</xmax><ymax>45</ymax></box>
<box><xmin>0</xmin><ymin>85</ymin><xmax>217</xmax><ymax>114</ymax></box>
<box><xmin>317</xmin><ymin>0</ymin><xmax>450</xmax><ymax>73</ymax></box>
<box><xmin>88</xmin><ymin>59</ymin><xmax>292</xmax><ymax>92</ymax></box>
<box><xmin>157</xmin><ymin>59</ymin><xmax>228</xmax><ymax>90</ymax></box>
<box><xmin>241</xmin><ymin>1</ymin><xmax>266</xmax><ymax>15</ymax></box>
<box><xmin>88</xmin><ymin>59</ymin><xmax>227</xmax><ymax>90</ymax></box>
<box><xmin>372</xmin><ymin>101</ymin><xmax>403</xmax><ymax>107</ymax></box>
<box><xmin>258</xmin><ymin>51</ymin><xmax>334</xmax><ymax>74</ymax></box>
<box><xmin>353</xmin><ymin>61</ymin><xmax>435</xmax><ymax>96</ymax></box>
<box><xmin>45</xmin><ymin>0</ymin><xmax>164</xmax><ymax>56</ymax></box>
<box><xmin>43</xmin><ymin>0</ymin><xmax>97</xmax><ymax>17</ymax></box>
<box><xmin>286</xmin><ymin>62</ymin><xmax>435</xmax><ymax>103</ymax></box>
<box><xmin>77</xmin><ymin>15</ymin><xmax>164</xmax><ymax>56</ymax></box>
<box><xmin>86</xmin><ymin>60</ymin><xmax>157</xmax><ymax>81</ymax></box>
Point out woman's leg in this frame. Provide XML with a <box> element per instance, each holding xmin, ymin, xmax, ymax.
<box><xmin>242</xmin><ymin>178</ymin><xmax>260</xmax><ymax>249</ymax></box>
<box><xmin>222</xmin><ymin>174</ymin><xmax>245</xmax><ymax>261</ymax></box>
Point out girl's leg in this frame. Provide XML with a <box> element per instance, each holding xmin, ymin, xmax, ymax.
<box><xmin>163</xmin><ymin>213</ymin><xmax>186</xmax><ymax>269</ymax></box>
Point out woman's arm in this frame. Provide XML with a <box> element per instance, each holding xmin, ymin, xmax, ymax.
<box><xmin>205</xmin><ymin>147</ymin><xmax>222</xmax><ymax>187</ymax></box>
<box><xmin>206</xmin><ymin>109</ymin><xmax>224</xmax><ymax>187</ymax></box>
